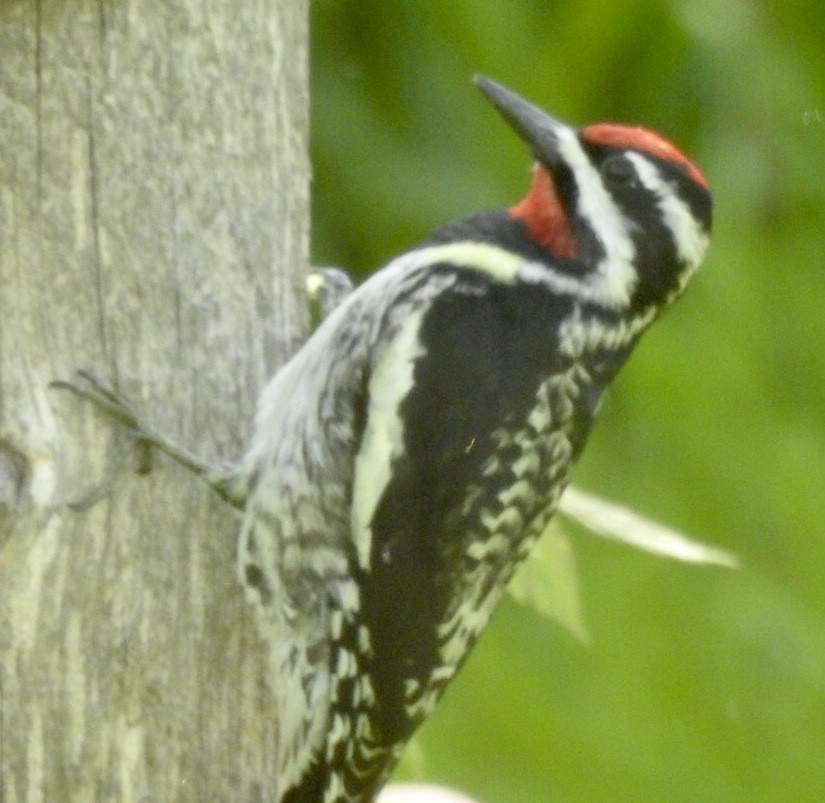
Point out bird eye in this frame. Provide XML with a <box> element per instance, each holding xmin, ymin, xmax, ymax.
<box><xmin>601</xmin><ymin>156</ymin><xmax>636</xmax><ymax>186</ymax></box>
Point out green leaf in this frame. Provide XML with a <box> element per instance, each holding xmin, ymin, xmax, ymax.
<box><xmin>508</xmin><ymin>518</ymin><xmax>590</xmax><ymax>643</ymax></box>
<box><xmin>557</xmin><ymin>486</ymin><xmax>739</xmax><ymax>568</ymax></box>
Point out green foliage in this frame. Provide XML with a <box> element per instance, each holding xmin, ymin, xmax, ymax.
<box><xmin>312</xmin><ymin>1</ymin><xmax>825</xmax><ymax>799</ymax></box>
<box><xmin>509</xmin><ymin>519</ymin><xmax>591</xmax><ymax>644</ymax></box>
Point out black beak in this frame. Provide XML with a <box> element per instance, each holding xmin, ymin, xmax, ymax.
<box><xmin>473</xmin><ymin>75</ymin><xmax>572</xmax><ymax>169</ymax></box>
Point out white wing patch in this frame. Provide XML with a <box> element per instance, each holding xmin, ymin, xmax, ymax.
<box><xmin>348</xmin><ymin>240</ymin><xmax>538</xmax><ymax>572</ymax></box>
<box><xmin>351</xmin><ymin>306</ymin><xmax>428</xmax><ymax>570</ymax></box>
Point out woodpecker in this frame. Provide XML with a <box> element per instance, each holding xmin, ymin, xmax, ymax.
<box><xmin>58</xmin><ymin>76</ymin><xmax>711</xmax><ymax>802</ymax></box>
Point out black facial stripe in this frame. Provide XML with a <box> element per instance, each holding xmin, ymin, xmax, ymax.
<box><xmin>612</xmin><ymin>173</ymin><xmax>688</xmax><ymax>306</ymax></box>
<box><xmin>655</xmin><ymin>159</ymin><xmax>713</xmax><ymax>232</ymax></box>
<box><xmin>540</xmin><ymin>157</ymin><xmax>608</xmax><ymax>268</ymax></box>
<box><xmin>583</xmin><ymin>141</ymin><xmax>712</xmax><ymax>232</ymax></box>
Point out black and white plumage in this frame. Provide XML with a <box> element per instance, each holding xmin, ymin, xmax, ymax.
<box><xmin>59</xmin><ymin>77</ymin><xmax>712</xmax><ymax>801</ymax></box>
<box><xmin>235</xmin><ymin>77</ymin><xmax>711</xmax><ymax>801</ymax></box>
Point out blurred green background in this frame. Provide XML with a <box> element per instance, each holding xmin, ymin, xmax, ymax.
<box><xmin>310</xmin><ymin>1</ymin><xmax>825</xmax><ymax>800</ymax></box>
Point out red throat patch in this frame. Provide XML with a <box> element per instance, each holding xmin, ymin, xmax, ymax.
<box><xmin>509</xmin><ymin>166</ymin><xmax>576</xmax><ymax>259</ymax></box>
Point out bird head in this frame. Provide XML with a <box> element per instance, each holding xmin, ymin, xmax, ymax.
<box><xmin>475</xmin><ymin>75</ymin><xmax>712</xmax><ymax>314</ymax></box>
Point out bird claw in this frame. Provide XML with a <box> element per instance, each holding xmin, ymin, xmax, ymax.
<box><xmin>306</xmin><ymin>266</ymin><xmax>355</xmax><ymax>325</ymax></box>
<box><xmin>51</xmin><ymin>371</ymin><xmax>245</xmax><ymax>508</ymax></box>
<box><xmin>50</xmin><ymin>372</ymin><xmax>160</xmax><ymax>500</ymax></box>
<box><xmin>51</xmin><ymin>371</ymin><xmax>142</xmax><ymax>435</ymax></box>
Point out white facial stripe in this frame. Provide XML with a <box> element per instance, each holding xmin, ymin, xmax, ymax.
<box><xmin>404</xmin><ymin>240</ymin><xmax>633</xmax><ymax>309</ymax></box>
<box><xmin>556</xmin><ymin>132</ymin><xmax>638</xmax><ymax>308</ymax></box>
<box><xmin>516</xmin><ymin>260</ymin><xmax>624</xmax><ymax>307</ymax></box>
<box><xmin>626</xmin><ymin>152</ymin><xmax>710</xmax><ymax>268</ymax></box>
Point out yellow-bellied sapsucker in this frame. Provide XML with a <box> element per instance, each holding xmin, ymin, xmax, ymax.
<box><xmin>60</xmin><ymin>76</ymin><xmax>712</xmax><ymax>802</ymax></box>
